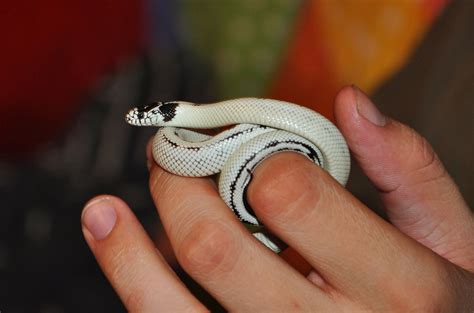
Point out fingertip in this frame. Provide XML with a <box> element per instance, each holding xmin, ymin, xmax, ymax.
<box><xmin>248</xmin><ymin>153</ymin><xmax>309</xmax><ymax>204</ymax></box>
<box><xmin>82</xmin><ymin>226</ymin><xmax>96</xmax><ymax>250</ymax></box>
<box><xmin>82</xmin><ymin>195</ymin><xmax>129</xmax><ymax>222</ymax></box>
<box><xmin>333</xmin><ymin>85</ymin><xmax>393</xmax><ymax>156</ymax></box>
<box><xmin>334</xmin><ymin>85</ymin><xmax>359</xmax><ymax>127</ymax></box>
<box><xmin>334</xmin><ymin>84</ymin><xmax>387</xmax><ymax>131</ymax></box>
<box><xmin>248</xmin><ymin>152</ymin><xmax>325</xmax><ymax>223</ymax></box>
<box><xmin>333</xmin><ymin>85</ymin><xmax>374</xmax><ymax>149</ymax></box>
<box><xmin>82</xmin><ymin>195</ymin><xmax>112</xmax><ymax>219</ymax></box>
<box><xmin>334</xmin><ymin>85</ymin><xmax>357</xmax><ymax>108</ymax></box>
<box><xmin>82</xmin><ymin>195</ymin><xmax>121</xmax><ymax>242</ymax></box>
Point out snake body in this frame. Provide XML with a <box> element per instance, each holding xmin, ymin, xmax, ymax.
<box><xmin>125</xmin><ymin>98</ymin><xmax>350</xmax><ymax>252</ymax></box>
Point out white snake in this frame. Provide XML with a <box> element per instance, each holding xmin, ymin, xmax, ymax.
<box><xmin>125</xmin><ymin>98</ymin><xmax>350</xmax><ymax>253</ymax></box>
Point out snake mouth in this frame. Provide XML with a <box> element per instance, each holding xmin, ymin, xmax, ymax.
<box><xmin>125</xmin><ymin>108</ymin><xmax>157</xmax><ymax>126</ymax></box>
<box><xmin>125</xmin><ymin>109</ymin><xmax>141</xmax><ymax>126</ymax></box>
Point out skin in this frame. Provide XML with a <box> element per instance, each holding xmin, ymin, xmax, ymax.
<box><xmin>82</xmin><ymin>86</ymin><xmax>474</xmax><ymax>312</ymax></box>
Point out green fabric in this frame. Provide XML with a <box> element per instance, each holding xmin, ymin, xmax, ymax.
<box><xmin>181</xmin><ymin>0</ymin><xmax>302</xmax><ymax>98</ymax></box>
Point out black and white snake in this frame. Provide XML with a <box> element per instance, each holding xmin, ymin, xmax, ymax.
<box><xmin>126</xmin><ymin>98</ymin><xmax>350</xmax><ymax>252</ymax></box>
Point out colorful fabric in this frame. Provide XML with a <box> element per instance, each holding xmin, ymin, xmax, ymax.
<box><xmin>270</xmin><ymin>0</ymin><xmax>450</xmax><ymax>119</ymax></box>
<box><xmin>181</xmin><ymin>0</ymin><xmax>301</xmax><ymax>97</ymax></box>
<box><xmin>0</xmin><ymin>0</ymin><xmax>450</xmax><ymax>157</ymax></box>
<box><xmin>178</xmin><ymin>0</ymin><xmax>450</xmax><ymax>119</ymax></box>
<box><xmin>0</xmin><ymin>0</ymin><xmax>143</xmax><ymax>157</ymax></box>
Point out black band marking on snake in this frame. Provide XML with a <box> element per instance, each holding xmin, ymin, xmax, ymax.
<box><xmin>162</xmin><ymin>125</ymin><xmax>269</xmax><ymax>151</ymax></box>
<box><xmin>160</xmin><ymin>102</ymin><xmax>179</xmax><ymax>122</ymax></box>
<box><xmin>229</xmin><ymin>139</ymin><xmax>322</xmax><ymax>222</ymax></box>
<box><xmin>125</xmin><ymin>98</ymin><xmax>351</xmax><ymax>253</ymax></box>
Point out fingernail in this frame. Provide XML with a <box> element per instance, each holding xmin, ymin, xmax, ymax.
<box><xmin>82</xmin><ymin>198</ymin><xmax>117</xmax><ymax>241</ymax></box>
<box><xmin>353</xmin><ymin>85</ymin><xmax>386</xmax><ymax>126</ymax></box>
<box><xmin>307</xmin><ymin>269</ymin><xmax>326</xmax><ymax>288</ymax></box>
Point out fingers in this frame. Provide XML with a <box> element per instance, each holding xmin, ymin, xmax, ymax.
<box><xmin>148</xmin><ymin>163</ymin><xmax>335</xmax><ymax>312</ymax></box>
<box><xmin>81</xmin><ymin>196</ymin><xmax>206</xmax><ymax>312</ymax></box>
<box><xmin>334</xmin><ymin>85</ymin><xmax>474</xmax><ymax>271</ymax></box>
<box><xmin>247</xmin><ymin>152</ymin><xmax>451</xmax><ymax>305</ymax></box>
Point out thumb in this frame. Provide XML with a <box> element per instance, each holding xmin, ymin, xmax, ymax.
<box><xmin>334</xmin><ymin>85</ymin><xmax>474</xmax><ymax>271</ymax></box>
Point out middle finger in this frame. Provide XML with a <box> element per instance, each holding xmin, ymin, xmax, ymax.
<box><xmin>247</xmin><ymin>152</ymin><xmax>449</xmax><ymax>304</ymax></box>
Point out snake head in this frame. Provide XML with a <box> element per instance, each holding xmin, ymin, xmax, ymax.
<box><xmin>125</xmin><ymin>101</ymin><xmax>179</xmax><ymax>126</ymax></box>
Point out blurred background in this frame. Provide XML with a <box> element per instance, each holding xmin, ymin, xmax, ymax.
<box><xmin>1</xmin><ymin>0</ymin><xmax>472</xmax><ymax>312</ymax></box>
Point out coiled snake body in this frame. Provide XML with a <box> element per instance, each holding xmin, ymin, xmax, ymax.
<box><xmin>126</xmin><ymin>98</ymin><xmax>350</xmax><ymax>253</ymax></box>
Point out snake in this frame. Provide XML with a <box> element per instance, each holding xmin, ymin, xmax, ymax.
<box><xmin>125</xmin><ymin>98</ymin><xmax>350</xmax><ymax>253</ymax></box>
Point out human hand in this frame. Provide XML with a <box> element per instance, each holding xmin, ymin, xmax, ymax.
<box><xmin>81</xmin><ymin>86</ymin><xmax>474</xmax><ymax>312</ymax></box>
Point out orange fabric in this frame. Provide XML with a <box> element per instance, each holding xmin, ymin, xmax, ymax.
<box><xmin>268</xmin><ymin>1</ymin><xmax>339</xmax><ymax>121</ymax></box>
<box><xmin>269</xmin><ymin>0</ymin><xmax>450</xmax><ymax>121</ymax></box>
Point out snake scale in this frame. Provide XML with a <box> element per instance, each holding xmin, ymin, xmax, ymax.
<box><xmin>126</xmin><ymin>98</ymin><xmax>350</xmax><ymax>253</ymax></box>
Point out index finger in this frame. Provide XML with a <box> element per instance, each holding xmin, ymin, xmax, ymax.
<box><xmin>148</xmin><ymin>163</ymin><xmax>334</xmax><ymax>311</ymax></box>
<box><xmin>81</xmin><ymin>196</ymin><xmax>206</xmax><ymax>312</ymax></box>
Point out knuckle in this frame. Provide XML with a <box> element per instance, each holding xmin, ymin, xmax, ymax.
<box><xmin>108</xmin><ymin>245</ymin><xmax>132</xmax><ymax>282</ymax></box>
<box><xmin>409</xmin><ymin>131</ymin><xmax>434</xmax><ymax>167</ymax></box>
<box><xmin>380</xmin><ymin>260</ymin><xmax>456</xmax><ymax>311</ymax></box>
<box><xmin>405</xmin><ymin>129</ymin><xmax>447</xmax><ymax>185</ymax></box>
<box><xmin>123</xmin><ymin>287</ymin><xmax>147</xmax><ymax>312</ymax></box>
<box><xmin>405</xmin><ymin>127</ymin><xmax>443</xmax><ymax>175</ymax></box>
<box><xmin>149</xmin><ymin>166</ymin><xmax>176</xmax><ymax>196</ymax></box>
<box><xmin>149</xmin><ymin>168</ymin><xmax>193</xmax><ymax>212</ymax></box>
<box><xmin>107</xmin><ymin>246</ymin><xmax>148</xmax><ymax>311</ymax></box>
<box><xmin>400</xmin><ymin>286</ymin><xmax>451</xmax><ymax>312</ymax></box>
<box><xmin>149</xmin><ymin>167</ymin><xmax>217</xmax><ymax>212</ymax></box>
<box><xmin>176</xmin><ymin>219</ymin><xmax>240</xmax><ymax>277</ymax></box>
<box><xmin>249</xmin><ymin>153</ymin><xmax>325</xmax><ymax>224</ymax></box>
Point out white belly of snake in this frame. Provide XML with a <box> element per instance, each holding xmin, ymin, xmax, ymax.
<box><xmin>125</xmin><ymin>98</ymin><xmax>350</xmax><ymax>253</ymax></box>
